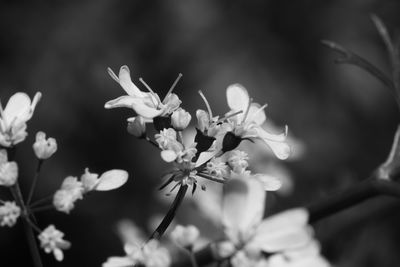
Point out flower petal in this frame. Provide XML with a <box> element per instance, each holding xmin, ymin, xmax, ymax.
<box><xmin>226</xmin><ymin>84</ymin><xmax>250</xmax><ymax>114</ymax></box>
<box><xmin>3</xmin><ymin>93</ymin><xmax>32</xmax><ymax>126</ymax></box>
<box><xmin>222</xmin><ymin>177</ymin><xmax>265</xmax><ymax>244</ymax></box>
<box><xmin>104</xmin><ymin>96</ymin><xmax>138</xmax><ymax>109</ymax></box>
<box><xmin>102</xmin><ymin>256</ymin><xmax>135</xmax><ymax>267</ymax></box>
<box><xmin>251</xmin><ymin>208</ymin><xmax>311</xmax><ymax>252</ymax></box>
<box><xmin>246</xmin><ymin>103</ymin><xmax>266</xmax><ymax>126</ymax></box>
<box><xmin>95</xmin><ymin>170</ymin><xmax>129</xmax><ymax>191</ymax></box>
<box><xmin>256</xmin><ymin>126</ymin><xmax>290</xmax><ymax>160</ymax></box>
<box><xmin>161</xmin><ymin>150</ymin><xmax>178</xmax><ymax>162</ymax></box>
<box><xmin>130</xmin><ymin>98</ymin><xmax>164</xmax><ymax>119</ymax></box>
<box><xmin>118</xmin><ymin>66</ymin><xmax>145</xmax><ymax>97</ymax></box>
<box><xmin>195</xmin><ymin>150</ymin><xmax>218</xmax><ymax>167</ymax></box>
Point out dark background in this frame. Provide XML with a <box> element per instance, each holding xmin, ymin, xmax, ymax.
<box><xmin>1</xmin><ymin>0</ymin><xmax>400</xmax><ymax>266</ymax></box>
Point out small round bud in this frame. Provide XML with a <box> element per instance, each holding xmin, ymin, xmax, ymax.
<box><xmin>171</xmin><ymin>108</ymin><xmax>191</xmax><ymax>131</ymax></box>
<box><xmin>170</xmin><ymin>224</ymin><xmax>200</xmax><ymax>249</ymax></box>
<box><xmin>127</xmin><ymin>116</ymin><xmax>146</xmax><ymax>138</ymax></box>
<box><xmin>0</xmin><ymin>158</ymin><xmax>18</xmax><ymax>187</ymax></box>
<box><xmin>33</xmin><ymin>131</ymin><xmax>57</xmax><ymax>160</ymax></box>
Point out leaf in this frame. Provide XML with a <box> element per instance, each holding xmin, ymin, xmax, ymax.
<box><xmin>95</xmin><ymin>169</ymin><xmax>129</xmax><ymax>191</ymax></box>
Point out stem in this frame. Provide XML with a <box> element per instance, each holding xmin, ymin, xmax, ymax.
<box><xmin>30</xmin><ymin>195</ymin><xmax>53</xmax><ymax>208</ymax></box>
<box><xmin>31</xmin><ymin>204</ymin><xmax>53</xmax><ymax>213</ymax></box>
<box><xmin>27</xmin><ymin>159</ymin><xmax>44</xmax><ymax>205</ymax></box>
<box><xmin>145</xmin><ymin>136</ymin><xmax>160</xmax><ymax>150</ymax></box>
<box><xmin>148</xmin><ymin>185</ymin><xmax>188</xmax><ymax>240</ymax></box>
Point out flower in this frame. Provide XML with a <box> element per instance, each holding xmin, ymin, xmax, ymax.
<box><xmin>224</xmin><ymin>84</ymin><xmax>290</xmax><ymax>160</ymax></box>
<box><xmin>53</xmin><ymin>176</ymin><xmax>84</xmax><ymax>213</ymax></box>
<box><xmin>155</xmin><ymin>128</ymin><xmax>197</xmax><ymax>163</ymax></box>
<box><xmin>103</xmin><ymin>239</ymin><xmax>171</xmax><ymax>267</ymax></box>
<box><xmin>217</xmin><ymin>177</ymin><xmax>315</xmax><ymax>266</ymax></box>
<box><xmin>0</xmin><ymin>149</ymin><xmax>18</xmax><ymax>187</ymax></box>
<box><xmin>227</xmin><ymin>150</ymin><xmax>249</xmax><ymax>173</ymax></box>
<box><xmin>206</xmin><ymin>157</ymin><xmax>228</xmax><ymax>178</ymax></box>
<box><xmin>105</xmin><ymin>65</ymin><xmax>181</xmax><ymax>120</ymax></box>
<box><xmin>171</xmin><ymin>108</ymin><xmax>191</xmax><ymax>131</ymax></box>
<box><xmin>33</xmin><ymin>131</ymin><xmax>57</xmax><ymax>159</ymax></box>
<box><xmin>0</xmin><ymin>92</ymin><xmax>41</xmax><ymax>147</ymax></box>
<box><xmin>127</xmin><ymin>116</ymin><xmax>146</xmax><ymax>138</ymax></box>
<box><xmin>38</xmin><ymin>225</ymin><xmax>71</xmax><ymax>261</ymax></box>
<box><xmin>170</xmin><ymin>224</ymin><xmax>200</xmax><ymax>249</ymax></box>
<box><xmin>0</xmin><ymin>201</ymin><xmax>21</xmax><ymax>227</ymax></box>
<box><xmin>80</xmin><ymin>168</ymin><xmax>129</xmax><ymax>192</ymax></box>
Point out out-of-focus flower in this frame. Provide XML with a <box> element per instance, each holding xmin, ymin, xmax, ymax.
<box><xmin>103</xmin><ymin>239</ymin><xmax>171</xmax><ymax>267</ymax></box>
<box><xmin>155</xmin><ymin>128</ymin><xmax>197</xmax><ymax>163</ymax></box>
<box><xmin>0</xmin><ymin>92</ymin><xmax>41</xmax><ymax>147</ymax></box>
<box><xmin>227</xmin><ymin>150</ymin><xmax>249</xmax><ymax>173</ymax></box>
<box><xmin>206</xmin><ymin>157</ymin><xmax>228</xmax><ymax>178</ymax></box>
<box><xmin>105</xmin><ymin>65</ymin><xmax>181</xmax><ymax>120</ymax></box>
<box><xmin>127</xmin><ymin>116</ymin><xmax>146</xmax><ymax>138</ymax></box>
<box><xmin>170</xmin><ymin>224</ymin><xmax>200</xmax><ymax>249</ymax></box>
<box><xmin>0</xmin><ymin>149</ymin><xmax>18</xmax><ymax>187</ymax></box>
<box><xmin>53</xmin><ymin>176</ymin><xmax>84</xmax><ymax>214</ymax></box>
<box><xmin>80</xmin><ymin>168</ymin><xmax>129</xmax><ymax>193</ymax></box>
<box><xmin>38</xmin><ymin>225</ymin><xmax>71</xmax><ymax>261</ymax></box>
<box><xmin>0</xmin><ymin>201</ymin><xmax>20</xmax><ymax>227</ymax></box>
<box><xmin>33</xmin><ymin>131</ymin><xmax>57</xmax><ymax>160</ymax></box>
<box><xmin>224</xmin><ymin>84</ymin><xmax>290</xmax><ymax>160</ymax></box>
<box><xmin>171</xmin><ymin>108</ymin><xmax>191</xmax><ymax>131</ymax></box>
<box><xmin>216</xmin><ymin>177</ymin><xmax>315</xmax><ymax>266</ymax></box>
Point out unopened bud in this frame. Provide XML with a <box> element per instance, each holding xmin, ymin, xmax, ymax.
<box><xmin>33</xmin><ymin>131</ymin><xmax>57</xmax><ymax>160</ymax></box>
<box><xmin>127</xmin><ymin>116</ymin><xmax>146</xmax><ymax>138</ymax></box>
<box><xmin>171</xmin><ymin>108</ymin><xmax>191</xmax><ymax>131</ymax></box>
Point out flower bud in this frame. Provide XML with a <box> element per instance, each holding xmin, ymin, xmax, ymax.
<box><xmin>0</xmin><ymin>150</ymin><xmax>18</xmax><ymax>187</ymax></box>
<box><xmin>170</xmin><ymin>224</ymin><xmax>200</xmax><ymax>249</ymax></box>
<box><xmin>127</xmin><ymin>116</ymin><xmax>146</xmax><ymax>138</ymax></box>
<box><xmin>196</xmin><ymin>109</ymin><xmax>209</xmax><ymax>132</ymax></box>
<box><xmin>0</xmin><ymin>201</ymin><xmax>21</xmax><ymax>227</ymax></box>
<box><xmin>33</xmin><ymin>131</ymin><xmax>57</xmax><ymax>160</ymax></box>
<box><xmin>171</xmin><ymin>108</ymin><xmax>191</xmax><ymax>131</ymax></box>
<box><xmin>80</xmin><ymin>168</ymin><xmax>99</xmax><ymax>192</ymax></box>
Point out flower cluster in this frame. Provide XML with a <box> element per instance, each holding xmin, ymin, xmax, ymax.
<box><xmin>0</xmin><ymin>149</ymin><xmax>18</xmax><ymax>187</ymax></box>
<box><xmin>0</xmin><ymin>201</ymin><xmax>21</xmax><ymax>227</ymax></box>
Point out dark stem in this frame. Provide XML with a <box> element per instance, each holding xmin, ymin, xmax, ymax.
<box><xmin>148</xmin><ymin>184</ymin><xmax>188</xmax><ymax>240</ymax></box>
<box><xmin>27</xmin><ymin>159</ymin><xmax>44</xmax><ymax>205</ymax></box>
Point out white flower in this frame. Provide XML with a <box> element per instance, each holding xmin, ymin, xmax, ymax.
<box><xmin>170</xmin><ymin>224</ymin><xmax>200</xmax><ymax>248</ymax></box>
<box><xmin>53</xmin><ymin>176</ymin><xmax>84</xmax><ymax>214</ymax></box>
<box><xmin>155</xmin><ymin>128</ymin><xmax>197</xmax><ymax>163</ymax></box>
<box><xmin>103</xmin><ymin>239</ymin><xmax>171</xmax><ymax>267</ymax></box>
<box><xmin>227</xmin><ymin>150</ymin><xmax>249</xmax><ymax>173</ymax></box>
<box><xmin>127</xmin><ymin>116</ymin><xmax>146</xmax><ymax>138</ymax></box>
<box><xmin>81</xmin><ymin>168</ymin><xmax>129</xmax><ymax>192</ymax></box>
<box><xmin>0</xmin><ymin>92</ymin><xmax>41</xmax><ymax>147</ymax></box>
<box><xmin>0</xmin><ymin>149</ymin><xmax>18</xmax><ymax>187</ymax></box>
<box><xmin>225</xmin><ymin>84</ymin><xmax>290</xmax><ymax>160</ymax></box>
<box><xmin>206</xmin><ymin>157</ymin><xmax>228</xmax><ymax>178</ymax></box>
<box><xmin>33</xmin><ymin>131</ymin><xmax>57</xmax><ymax>160</ymax></box>
<box><xmin>0</xmin><ymin>201</ymin><xmax>21</xmax><ymax>227</ymax></box>
<box><xmin>105</xmin><ymin>65</ymin><xmax>181</xmax><ymax>120</ymax></box>
<box><xmin>38</xmin><ymin>225</ymin><xmax>71</xmax><ymax>261</ymax></box>
<box><xmin>219</xmin><ymin>177</ymin><xmax>313</xmax><ymax>265</ymax></box>
<box><xmin>171</xmin><ymin>108</ymin><xmax>191</xmax><ymax>131</ymax></box>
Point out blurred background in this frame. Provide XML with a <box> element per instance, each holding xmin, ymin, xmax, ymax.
<box><xmin>1</xmin><ymin>0</ymin><xmax>400</xmax><ymax>266</ymax></box>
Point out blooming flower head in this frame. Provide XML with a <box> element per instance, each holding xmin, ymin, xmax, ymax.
<box><xmin>155</xmin><ymin>128</ymin><xmax>197</xmax><ymax>163</ymax></box>
<box><xmin>103</xmin><ymin>239</ymin><xmax>171</xmax><ymax>267</ymax></box>
<box><xmin>0</xmin><ymin>149</ymin><xmax>18</xmax><ymax>187</ymax></box>
<box><xmin>0</xmin><ymin>201</ymin><xmax>21</xmax><ymax>227</ymax></box>
<box><xmin>224</xmin><ymin>84</ymin><xmax>290</xmax><ymax>160</ymax></box>
<box><xmin>217</xmin><ymin>177</ymin><xmax>314</xmax><ymax>266</ymax></box>
<box><xmin>0</xmin><ymin>92</ymin><xmax>41</xmax><ymax>147</ymax></box>
<box><xmin>38</xmin><ymin>225</ymin><xmax>71</xmax><ymax>261</ymax></box>
<box><xmin>105</xmin><ymin>65</ymin><xmax>181</xmax><ymax>121</ymax></box>
<box><xmin>80</xmin><ymin>168</ymin><xmax>129</xmax><ymax>193</ymax></box>
<box><xmin>53</xmin><ymin>176</ymin><xmax>84</xmax><ymax>213</ymax></box>
<box><xmin>33</xmin><ymin>131</ymin><xmax>57</xmax><ymax>160</ymax></box>
<box><xmin>170</xmin><ymin>224</ymin><xmax>200</xmax><ymax>249</ymax></box>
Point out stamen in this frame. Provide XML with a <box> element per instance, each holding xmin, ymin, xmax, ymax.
<box><xmin>198</xmin><ymin>90</ymin><xmax>213</xmax><ymax>121</ymax></box>
<box><xmin>241</xmin><ymin>97</ymin><xmax>253</xmax><ymax>124</ymax></box>
<box><xmin>0</xmin><ymin>101</ymin><xmax>4</xmax><ymax>118</ymax></box>
<box><xmin>247</xmin><ymin>103</ymin><xmax>268</xmax><ymax>122</ymax></box>
<box><xmin>139</xmin><ymin>78</ymin><xmax>159</xmax><ymax>107</ymax></box>
<box><xmin>107</xmin><ymin>67</ymin><xmax>119</xmax><ymax>83</ymax></box>
<box><xmin>218</xmin><ymin>110</ymin><xmax>243</xmax><ymax>123</ymax></box>
<box><xmin>164</xmin><ymin>73</ymin><xmax>183</xmax><ymax>100</ymax></box>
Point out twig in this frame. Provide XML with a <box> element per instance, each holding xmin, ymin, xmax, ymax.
<box><xmin>27</xmin><ymin>159</ymin><xmax>44</xmax><ymax>205</ymax></box>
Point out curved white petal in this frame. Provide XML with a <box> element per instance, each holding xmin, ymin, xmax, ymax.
<box><xmin>251</xmin><ymin>208</ymin><xmax>311</xmax><ymax>252</ymax></box>
<box><xmin>102</xmin><ymin>256</ymin><xmax>134</xmax><ymax>267</ymax></box>
<box><xmin>130</xmin><ymin>98</ymin><xmax>163</xmax><ymax>119</ymax></box>
<box><xmin>161</xmin><ymin>150</ymin><xmax>178</xmax><ymax>162</ymax></box>
<box><xmin>195</xmin><ymin>150</ymin><xmax>218</xmax><ymax>167</ymax></box>
<box><xmin>254</xmin><ymin>174</ymin><xmax>282</xmax><ymax>191</ymax></box>
<box><xmin>222</xmin><ymin>178</ymin><xmax>265</xmax><ymax>244</ymax></box>
<box><xmin>104</xmin><ymin>96</ymin><xmax>139</xmax><ymax>109</ymax></box>
<box><xmin>118</xmin><ymin>66</ymin><xmax>145</xmax><ymax>97</ymax></box>
<box><xmin>256</xmin><ymin>126</ymin><xmax>290</xmax><ymax>160</ymax></box>
<box><xmin>246</xmin><ymin>103</ymin><xmax>266</xmax><ymax>126</ymax></box>
<box><xmin>3</xmin><ymin>93</ymin><xmax>32</xmax><ymax>126</ymax></box>
<box><xmin>226</xmin><ymin>84</ymin><xmax>250</xmax><ymax>115</ymax></box>
<box><xmin>95</xmin><ymin>170</ymin><xmax>129</xmax><ymax>191</ymax></box>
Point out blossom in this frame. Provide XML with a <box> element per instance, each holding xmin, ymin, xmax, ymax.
<box><xmin>80</xmin><ymin>168</ymin><xmax>129</xmax><ymax>192</ymax></box>
<box><xmin>155</xmin><ymin>128</ymin><xmax>197</xmax><ymax>163</ymax></box>
<box><xmin>206</xmin><ymin>157</ymin><xmax>228</xmax><ymax>178</ymax></box>
<box><xmin>227</xmin><ymin>150</ymin><xmax>249</xmax><ymax>173</ymax></box>
<box><xmin>127</xmin><ymin>116</ymin><xmax>146</xmax><ymax>138</ymax></box>
<box><xmin>105</xmin><ymin>65</ymin><xmax>181</xmax><ymax>120</ymax></box>
<box><xmin>103</xmin><ymin>239</ymin><xmax>171</xmax><ymax>267</ymax></box>
<box><xmin>38</xmin><ymin>225</ymin><xmax>71</xmax><ymax>261</ymax></box>
<box><xmin>170</xmin><ymin>224</ymin><xmax>200</xmax><ymax>249</ymax></box>
<box><xmin>53</xmin><ymin>176</ymin><xmax>84</xmax><ymax>213</ymax></box>
<box><xmin>0</xmin><ymin>92</ymin><xmax>41</xmax><ymax>147</ymax></box>
<box><xmin>171</xmin><ymin>108</ymin><xmax>191</xmax><ymax>131</ymax></box>
<box><xmin>217</xmin><ymin>177</ymin><xmax>314</xmax><ymax>266</ymax></box>
<box><xmin>224</xmin><ymin>84</ymin><xmax>290</xmax><ymax>160</ymax></box>
<box><xmin>0</xmin><ymin>149</ymin><xmax>18</xmax><ymax>187</ymax></box>
<box><xmin>0</xmin><ymin>201</ymin><xmax>21</xmax><ymax>227</ymax></box>
<box><xmin>33</xmin><ymin>131</ymin><xmax>57</xmax><ymax>159</ymax></box>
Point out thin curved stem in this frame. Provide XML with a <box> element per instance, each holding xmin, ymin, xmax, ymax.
<box><xmin>27</xmin><ymin>159</ymin><xmax>44</xmax><ymax>205</ymax></box>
